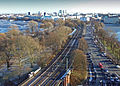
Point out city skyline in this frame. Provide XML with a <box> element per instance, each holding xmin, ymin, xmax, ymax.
<box><xmin>0</xmin><ymin>0</ymin><xmax>120</xmax><ymax>14</ymax></box>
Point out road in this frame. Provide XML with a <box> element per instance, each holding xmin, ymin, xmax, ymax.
<box><xmin>20</xmin><ymin>27</ymin><xmax>82</xmax><ymax>86</ymax></box>
<box><xmin>85</xmin><ymin>25</ymin><xmax>120</xmax><ymax>86</ymax></box>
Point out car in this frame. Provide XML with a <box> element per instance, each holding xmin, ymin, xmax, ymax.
<box><xmin>99</xmin><ymin>63</ymin><xmax>103</xmax><ymax>69</ymax></box>
<box><xmin>106</xmin><ymin>80</ymin><xmax>111</xmax><ymax>86</ymax></box>
<box><xmin>97</xmin><ymin>54</ymin><xmax>101</xmax><ymax>56</ymax></box>
<box><xmin>87</xmin><ymin>55</ymin><xmax>90</xmax><ymax>58</ymax></box>
<box><xmin>86</xmin><ymin>52</ymin><xmax>91</xmax><ymax>55</ymax></box>
<box><xmin>110</xmin><ymin>77</ymin><xmax>114</xmax><ymax>82</ymax></box>
<box><xmin>101</xmin><ymin>52</ymin><xmax>107</xmax><ymax>57</ymax></box>
<box><xmin>104</xmin><ymin>53</ymin><xmax>107</xmax><ymax>56</ymax></box>
<box><xmin>106</xmin><ymin>73</ymin><xmax>111</xmax><ymax>77</ymax></box>
<box><xmin>104</xmin><ymin>74</ymin><xmax>107</xmax><ymax>79</ymax></box>
<box><xmin>111</xmin><ymin>73</ymin><xmax>117</xmax><ymax>77</ymax></box>
<box><xmin>93</xmin><ymin>68</ymin><xmax>96</xmax><ymax>72</ymax></box>
<box><xmin>110</xmin><ymin>73</ymin><xmax>120</xmax><ymax>83</ymax></box>
<box><xmin>104</xmin><ymin>69</ymin><xmax>109</xmax><ymax>73</ymax></box>
<box><xmin>99</xmin><ymin>80</ymin><xmax>106</xmax><ymax>86</ymax></box>
<box><xmin>90</xmin><ymin>58</ymin><xmax>92</xmax><ymax>62</ymax></box>
<box><xmin>102</xmin><ymin>69</ymin><xmax>109</xmax><ymax>75</ymax></box>
<box><xmin>116</xmin><ymin>65</ymin><xmax>120</xmax><ymax>68</ymax></box>
<box><xmin>114</xmin><ymin>77</ymin><xmax>120</xmax><ymax>82</ymax></box>
<box><xmin>101</xmin><ymin>53</ymin><xmax>104</xmax><ymax>57</ymax></box>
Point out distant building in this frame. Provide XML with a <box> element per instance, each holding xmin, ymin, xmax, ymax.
<box><xmin>53</xmin><ymin>12</ymin><xmax>57</xmax><ymax>16</ymax></box>
<box><xmin>58</xmin><ymin>10</ymin><xmax>62</xmax><ymax>16</ymax></box>
<box><xmin>80</xmin><ymin>17</ymin><xmax>90</xmax><ymax>21</ymax></box>
<box><xmin>103</xmin><ymin>16</ymin><xmax>119</xmax><ymax>24</ymax></box>
<box><xmin>44</xmin><ymin>12</ymin><xmax>46</xmax><ymax>16</ymax></box>
<box><xmin>58</xmin><ymin>10</ymin><xmax>67</xmax><ymax>16</ymax></box>
<box><xmin>53</xmin><ymin>16</ymin><xmax>65</xmax><ymax>21</ymax></box>
<box><xmin>42</xmin><ymin>16</ymin><xmax>52</xmax><ymax>20</ymax></box>
<box><xmin>28</xmin><ymin>12</ymin><xmax>30</xmax><ymax>15</ymax></box>
<box><xmin>38</xmin><ymin>11</ymin><xmax>41</xmax><ymax>16</ymax></box>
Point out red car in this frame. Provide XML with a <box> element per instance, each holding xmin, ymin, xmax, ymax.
<box><xmin>99</xmin><ymin>63</ymin><xmax>103</xmax><ymax>68</ymax></box>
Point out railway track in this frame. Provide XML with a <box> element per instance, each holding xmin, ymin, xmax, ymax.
<box><xmin>34</xmin><ymin>29</ymin><xmax>81</xmax><ymax>86</ymax></box>
<box><xmin>20</xmin><ymin>27</ymin><xmax>82</xmax><ymax>86</ymax></box>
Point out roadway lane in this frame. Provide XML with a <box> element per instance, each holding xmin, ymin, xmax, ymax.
<box><xmin>85</xmin><ymin>26</ymin><xmax>104</xmax><ymax>86</ymax></box>
<box><xmin>85</xmin><ymin>25</ymin><xmax>120</xmax><ymax>86</ymax></box>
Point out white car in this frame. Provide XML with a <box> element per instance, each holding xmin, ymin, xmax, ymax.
<box><xmin>104</xmin><ymin>53</ymin><xmax>107</xmax><ymax>56</ymax></box>
<box><xmin>101</xmin><ymin>52</ymin><xmax>106</xmax><ymax>57</ymax></box>
<box><xmin>116</xmin><ymin>65</ymin><xmax>120</xmax><ymax>68</ymax></box>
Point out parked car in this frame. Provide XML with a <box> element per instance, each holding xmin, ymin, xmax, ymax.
<box><xmin>103</xmin><ymin>69</ymin><xmax>109</xmax><ymax>73</ymax></box>
<box><xmin>114</xmin><ymin>77</ymin><xmax>120</xmax><ymax>82</ymax></box>
<box><xmin>110</xmin><ymin>77</ymin><xmax>114</xmax><ymax>82</ymax></box>
<box><xmin>116</xmin><ymin>65</ymin><xmax>120</xmax><ymax>68</ymax></box>
<box><xmin>111</xmin><ymin>73</ymin><xmax>117</xmax><ymax>77</ymax></box>
<box><xmin>101</xmin><ymin>52</ymin><xmax>107</xmax><ymax>57</ymax></box>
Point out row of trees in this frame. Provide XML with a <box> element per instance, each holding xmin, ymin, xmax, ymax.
<box><xmin>0</xmin><ymin>29</ymin><xmax>42</xmax><ymax>69</ymax></box>
<box><xmin>94</xmin><ymin>21</ymin><xmax>120</xmax><ymax>64</ymax></box>
<box><xmin>21</xmin><ymin>19</ymin><xmax>74</xmax><ymax>67</ymax></box>
<box><xmin>39</xmin><ymin>19</ymin><xmax>86</xmax><ymax>30</ymax></box>
<box><xmin>0</xmin><ymin>19</ymin><xmax>84</xmax><ymax>85</ymax></box>
<box><xmin>35</xmin><ymin>19</ymin><xmax>84</xmax><ymax>65</ymax></box>
<box><xmin>36</xmin><ymin>19</ymin><xmax>87</xmax><ymax>66</ymax></box>
<box><xmin>38</xmin><ymin>25</ymin><xmax>72</xmax><ymax>64</ymax></box>
<box><xmin>70</xmin><ymin>49</ymin><xmax>87</xmax><ymax>86</ymax></box>
<box><xmin>0</xmin><ymin>19</ymin><xmax>76</xmax><ymax>70</ymax></box>
<box><xmin>78</xmin><ymin>37</ymin><xmax>88</xmax><ymax>52</ymax></box>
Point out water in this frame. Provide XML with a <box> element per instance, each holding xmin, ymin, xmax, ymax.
<box><xmin>104</xmin><ymin>24</ymin><xmax>120</xmax><ymax>41</ymax></box>
<box><xmin>0</xmin><ymin>19</ymin><xmax>43</xmax><ymax>33</ymax></box>
<box><xmin>0</xmin><ymin>20</ymin><xmax>29</xmax><ymax>33</ymax></box>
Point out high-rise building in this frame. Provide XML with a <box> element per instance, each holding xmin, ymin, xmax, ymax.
<box><xmin>58</xmin><ymin>10</ymin><xmax>62</xmax><ymax>16</ymax></box>
<box><xmin>63</xmin><ymin>10</ymin><xmax>64</xmax><ymax>14</ymax></box>
<box><xmin>28</xmin><ymin>12</ymin><xmax>30</xmax><ymax>15</ymax></box>
<box><xmin>38</xmin><ymin>11</ymin><xmax>41</xmax><ymax>16</ymax></box>
<box><xmin>58</xmin><ymin>10</ymin><xmax>67</xmax><ymax>16</ymax></box>
<box><xmin>44</xmin><ymin>12</ymin><xmax>46</xmax><ymax>16</ymax></box>
<box><xmin>53</xmin><ymin>12</ymin><xmax>57</xmax><ymax>16</ymax></box>
<box><xmin>65</xmin><ymin>10</ymin><xmax>67</xmax><ymax>15</ymax></box>
<box><xmin>59</xmin><ymin>10</ymin><xmax>62</xmax><ymax>14</ymax></box>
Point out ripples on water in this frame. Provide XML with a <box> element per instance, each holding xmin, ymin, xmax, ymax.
<box><xmin>0</xmin><ymin>19</ymin><xmax>42</xmax><ymax>33</ymax></box>
<box><xmin>0</xmin><ymin>20</ymin><xmax>120</xmax><ymax>41</ymax></box>
<box><xmin>116</xmin><ymin>32</ymin><xmax>120</xmax><ymax>41</ymax></box>
<box><xmin>0</xmin><ymin>20</ymin><xmax>29</xmax><ymax>33</ymax></box>
<box><xmin>104</xmin><ymin>24</ymin><xmax>120</xmax><ymax>41</ymax></box>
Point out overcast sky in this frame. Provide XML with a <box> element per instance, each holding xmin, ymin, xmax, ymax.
<box><xmin>0</xmin><ymin>0</ymin><xmax>120</xmax><ymax>13</ymax></box>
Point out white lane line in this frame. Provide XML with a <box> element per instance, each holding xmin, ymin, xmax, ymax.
<box><xmin>89</xmin><ymin>68</ymin><xmax>92</xmax><ymax>82</ymax></box>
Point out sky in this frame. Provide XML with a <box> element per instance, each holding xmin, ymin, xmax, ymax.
<box><xmin>0</xmin><ymin>0</ymin><xmax>120</xmax><ymax>14</ymax></box>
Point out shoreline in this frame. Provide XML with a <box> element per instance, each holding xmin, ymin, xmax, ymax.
<box><xmin>104</xmin><ymin>24</ymin><xmax>120</xmax><ymax>41</ymax></box>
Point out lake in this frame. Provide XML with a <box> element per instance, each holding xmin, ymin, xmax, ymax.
<box><xmin>104</xmin><ymin>24</ymin><xmax>120</xmax><ymax>41</ymax></box>
<box><xmin>0</xmin><ymin>19</ymin><xmax>43</xmax><ymax>33</ymax></box>
<box><xmin>0</xmin><ymin>20</ymin><xmax>29</xmax><ymax>33</ymax></box>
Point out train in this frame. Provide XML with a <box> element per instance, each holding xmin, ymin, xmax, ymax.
<box><xmin>68</xmin><ymin>28</ymin><xmax>76</xmax><ymax>38</ymax></box>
